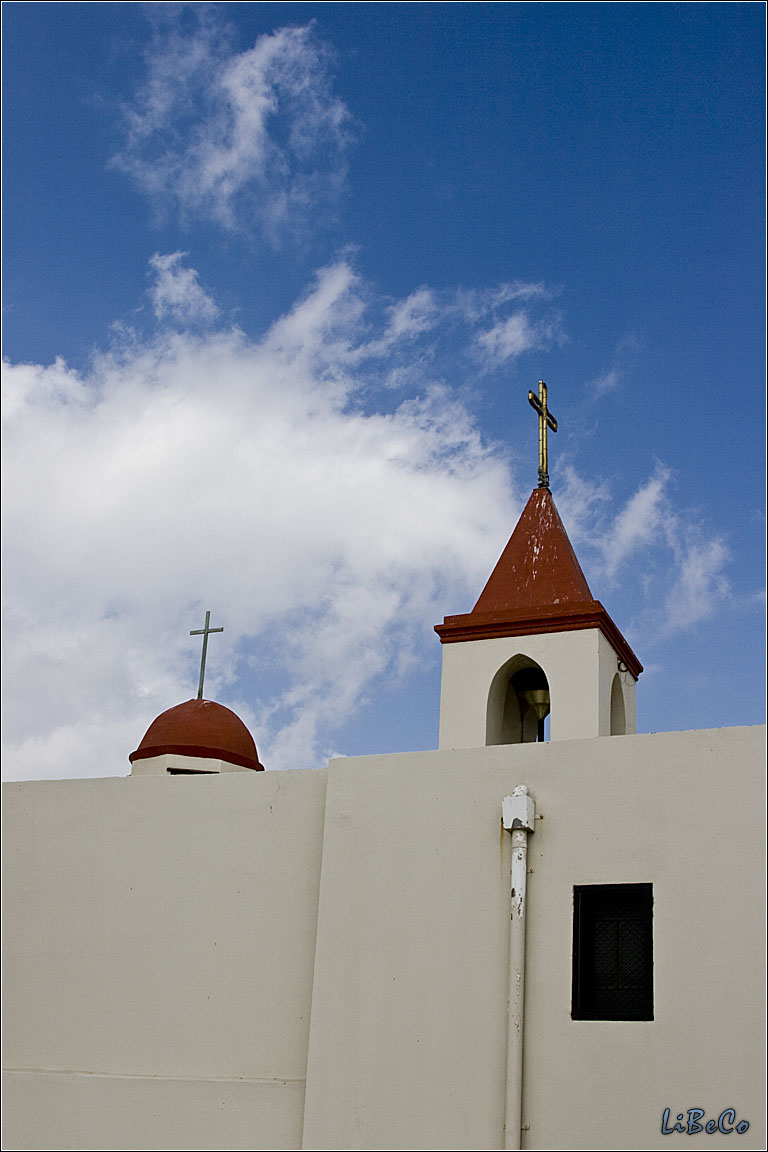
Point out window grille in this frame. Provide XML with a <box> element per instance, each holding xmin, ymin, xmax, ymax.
<box><xmin>572</xmin><ymin>883</ymin><xmax>653</xmax><ymax>1020</ymax></box>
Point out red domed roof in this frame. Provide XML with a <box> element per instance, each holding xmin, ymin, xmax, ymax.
<box><xmin>129</xmin><ymin>699</ymin><xmax>263</xmax><ymax>771</ymax></box>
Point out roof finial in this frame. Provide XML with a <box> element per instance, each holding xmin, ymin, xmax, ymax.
<box><xmin>527</xmin><ymin>380</ymin><xmax>558</xmax><ymax>489</ymax></box>
<box><xmin>189</xmin><ymin>610</ymin><xmax>224</xmax><ymax>700</ymax></box>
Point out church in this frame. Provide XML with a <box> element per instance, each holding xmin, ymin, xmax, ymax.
<box><xmin>2</xmin><ymin>384</ymin><xmax>764</xmax><ymax>1150</ymax></box>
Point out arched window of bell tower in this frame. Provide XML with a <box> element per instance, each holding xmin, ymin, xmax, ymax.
<box><xmin>486</xmin><ymin>655</ymin><xmax>551</xmax><ymax>746</ymax></box>
<box><xmin>610</xmin><ymin>673</ymin><xmax>626</xmax><ymax>735</ymax></box>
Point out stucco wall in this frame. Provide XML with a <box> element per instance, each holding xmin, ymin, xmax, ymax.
<box><xmin>3</xmin><ymin>726</ymin><xmax>765</xmax><ymax>1151</ymax></box>
<box><xmin>303</xmin><ymin>727</ymin><xmax>764</xmax><ymax>1149</ymax></box>
<box><xmin>2</xmin><ymin>769</ymin><xmax>327</xmax><ymax>1151</ymax></box>
<box><xmin>2</xmin><ymin>1072</ymin><xmax>305</xmax><ymax>1152</ymax></box>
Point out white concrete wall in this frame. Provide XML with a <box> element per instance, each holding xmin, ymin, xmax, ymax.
<box><xmin>597</xmin><ymin>629</ymin><xmax>637</xmax><ymax>736</ymax></box>
<box><xmin>3</xmin><ymin>726</ymin><xmax>764</xmax><ymax>1151</ymax></box>
<box><xmin>438</xmin><ymin>627</ymin><xmax>637</xmax><ymax>748</ymax></box>
<box><xmin>2</xmin><ymin>1072</ymin><xmax>305</xmax><ymax>1152</ymax></box>
<box><xmin>130</xmin><ymin>752</ymin><xmax>254</xmax><ymax>774</ymax></box>
<box><xmin>303</xmin><ymin>727</ymin><xmax>764</xmax><ymax>1150</ymax></box>
<box><xmin>2</xmin><ymin>770</ymin><xmax>327</xmax><ymax>1151</ymax></box>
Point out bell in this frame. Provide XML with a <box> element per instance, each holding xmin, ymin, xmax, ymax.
<box><xmin>522</xmin><ymin>688</ymin><xmax>550</xmax><ymax>723</ymax></box>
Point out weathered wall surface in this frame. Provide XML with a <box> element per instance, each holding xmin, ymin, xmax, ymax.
<box><xmin>2</xmin><ymin>769</ymin><xmax>327</xmax><ymax>1151</ymax></box>
<box><xmin>302</xmin><ymin>727</ymin><xmax>765</xmax><ymax>1150</ymax></box>
<box><xmin>3</xmin><ymin>727</ymin><xmax>765</xmax><ymax>1151</ymax></box>
<box><xmin>2</xmin><ymin>1072</ymin><xmax>305</xmax><ymax>1152</ymax></box>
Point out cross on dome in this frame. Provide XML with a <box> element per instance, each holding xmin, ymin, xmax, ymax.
<box><xmin>189</xmin><ymin>610</ymin><xmax>224</xmax><ymax>700</ymax></box>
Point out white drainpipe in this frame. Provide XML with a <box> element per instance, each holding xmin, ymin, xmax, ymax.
<box><xmin>502</xmin><ymin>785</ymin><xmax>536</xmax><ymax>1151</ymax></box>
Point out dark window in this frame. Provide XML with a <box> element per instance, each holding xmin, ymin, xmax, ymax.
<box><xmin>167</xmin><ymin>768</ymin><xmax>216</xmax><ymax>775</ymax></box>
<box><xmin>572</xmin><ymin>883</ymin><xmax>653</xmax><ymax>1020</ymax></box>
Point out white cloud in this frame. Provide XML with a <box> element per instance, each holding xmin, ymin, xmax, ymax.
<box><xmin>600</xmin><ymin>465</ymin><xmax>670</xmax><ymax>578</ymax></box>
<box><xmin>475</xmin><ymin>308</ymin><xmax>562</xmax><ymax>369</ymax></box>
<box><xmin>113</xmin><ymin>15</ymin><xmax>351</xmax><ymax>237</ymax></box>
<box><xmin>663</xmin><ymin>536</ymin><xmax>730</xmax><ymax>630</ymax></box>
<box><xmin>384</xmin><ymin>288</ymin><xmax>439</xmax><ymax>342</ymax></box>
<box><xmin>557</xmin><ymin>462</ymin><xmax>731</xmax><ymax>639</ymax></box>
<box><xmin>587</xmin><ymin>333</ymin><xmax>640</xmax><ymax>398</ymax></box>
<box><xmin>2</xmin><ymin>259</ymin><xmax>735</xmax><ymax>781</ymax></box>
<box><xmin>590</xmin><ymin>368</ymin><xmax>620</xmax><ymax>397</ymax></box>
<box><xmin>148</xmin><ymin>252</ymin><xmax>219</xmax><ymax>325</ymax></box>
<box><xmin>2</xmin><ymin>258</ymin><xmax>514</xmax><ymax>780</ymax></box>
<box><xmin>454</xmin><ymin>281</ymin><xmax>551</xmax><ymax>324</ymax></box>
<box><xmin>554</xmin><ymin>465</ymin><xmax>611</xmax><ymax>545</ymax></box>
<box><xmin>476</xmin><ymin>312</ymin><xmax>539</xmax><ymax>365</ymax></box>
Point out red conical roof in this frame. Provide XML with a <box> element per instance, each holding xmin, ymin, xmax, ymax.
<box><xmin>435</xmin><ymin>487</ymin><xmax>642</xmax><ymax>678</ymax></box>
<box><xmin>129</xmin><ymin>698</ymin><xmax>264</xmax><ymax>771</ymax></box>
<box><xmin>472</xmin><ymin>487</ymin><xmax>593</xmax><ymax>613</ymax></box>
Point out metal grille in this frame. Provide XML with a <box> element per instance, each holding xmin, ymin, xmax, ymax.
<box><xmin>572</xmin><ymin>884</ymin><xmax>653</xmax><ymax>1020</ymax></box>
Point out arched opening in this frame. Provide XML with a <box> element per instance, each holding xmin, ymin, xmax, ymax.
<box><xmin>486</xmin><ymin>655</ymin><xmax>551</xmax><ymax>745</ymax></box>
<box><xmin>610</xmin><ymin>673</ymin><xmax>626</xmax><ymax>735</ymax></box>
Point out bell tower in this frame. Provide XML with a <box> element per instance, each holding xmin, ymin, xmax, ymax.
<box><xmin>434</xmin><ymin>383</ymin><xmax>642</xmax><ymax>748</ymax></box>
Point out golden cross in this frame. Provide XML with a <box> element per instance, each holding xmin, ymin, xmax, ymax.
<box><xmin>527</xmin><ymin>380</ymin><xmax>558</xmax><ymax>489</ymax></box>
<box><xmin>190</xmin><ymin>610</ymin><xmax>224</xmax><ymax>700</ymax></box>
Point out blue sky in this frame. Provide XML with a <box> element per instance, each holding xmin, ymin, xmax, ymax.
<box><xmin>2</xmin><ymin>2</ymin><xmax>764</xmax><ymax>779</ymax></box>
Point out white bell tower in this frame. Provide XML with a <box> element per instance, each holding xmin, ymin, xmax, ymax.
<box><xmin>435</xmin><ymin>383</ymin><xmax>642</xmax><ymax>749</ymax></box>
